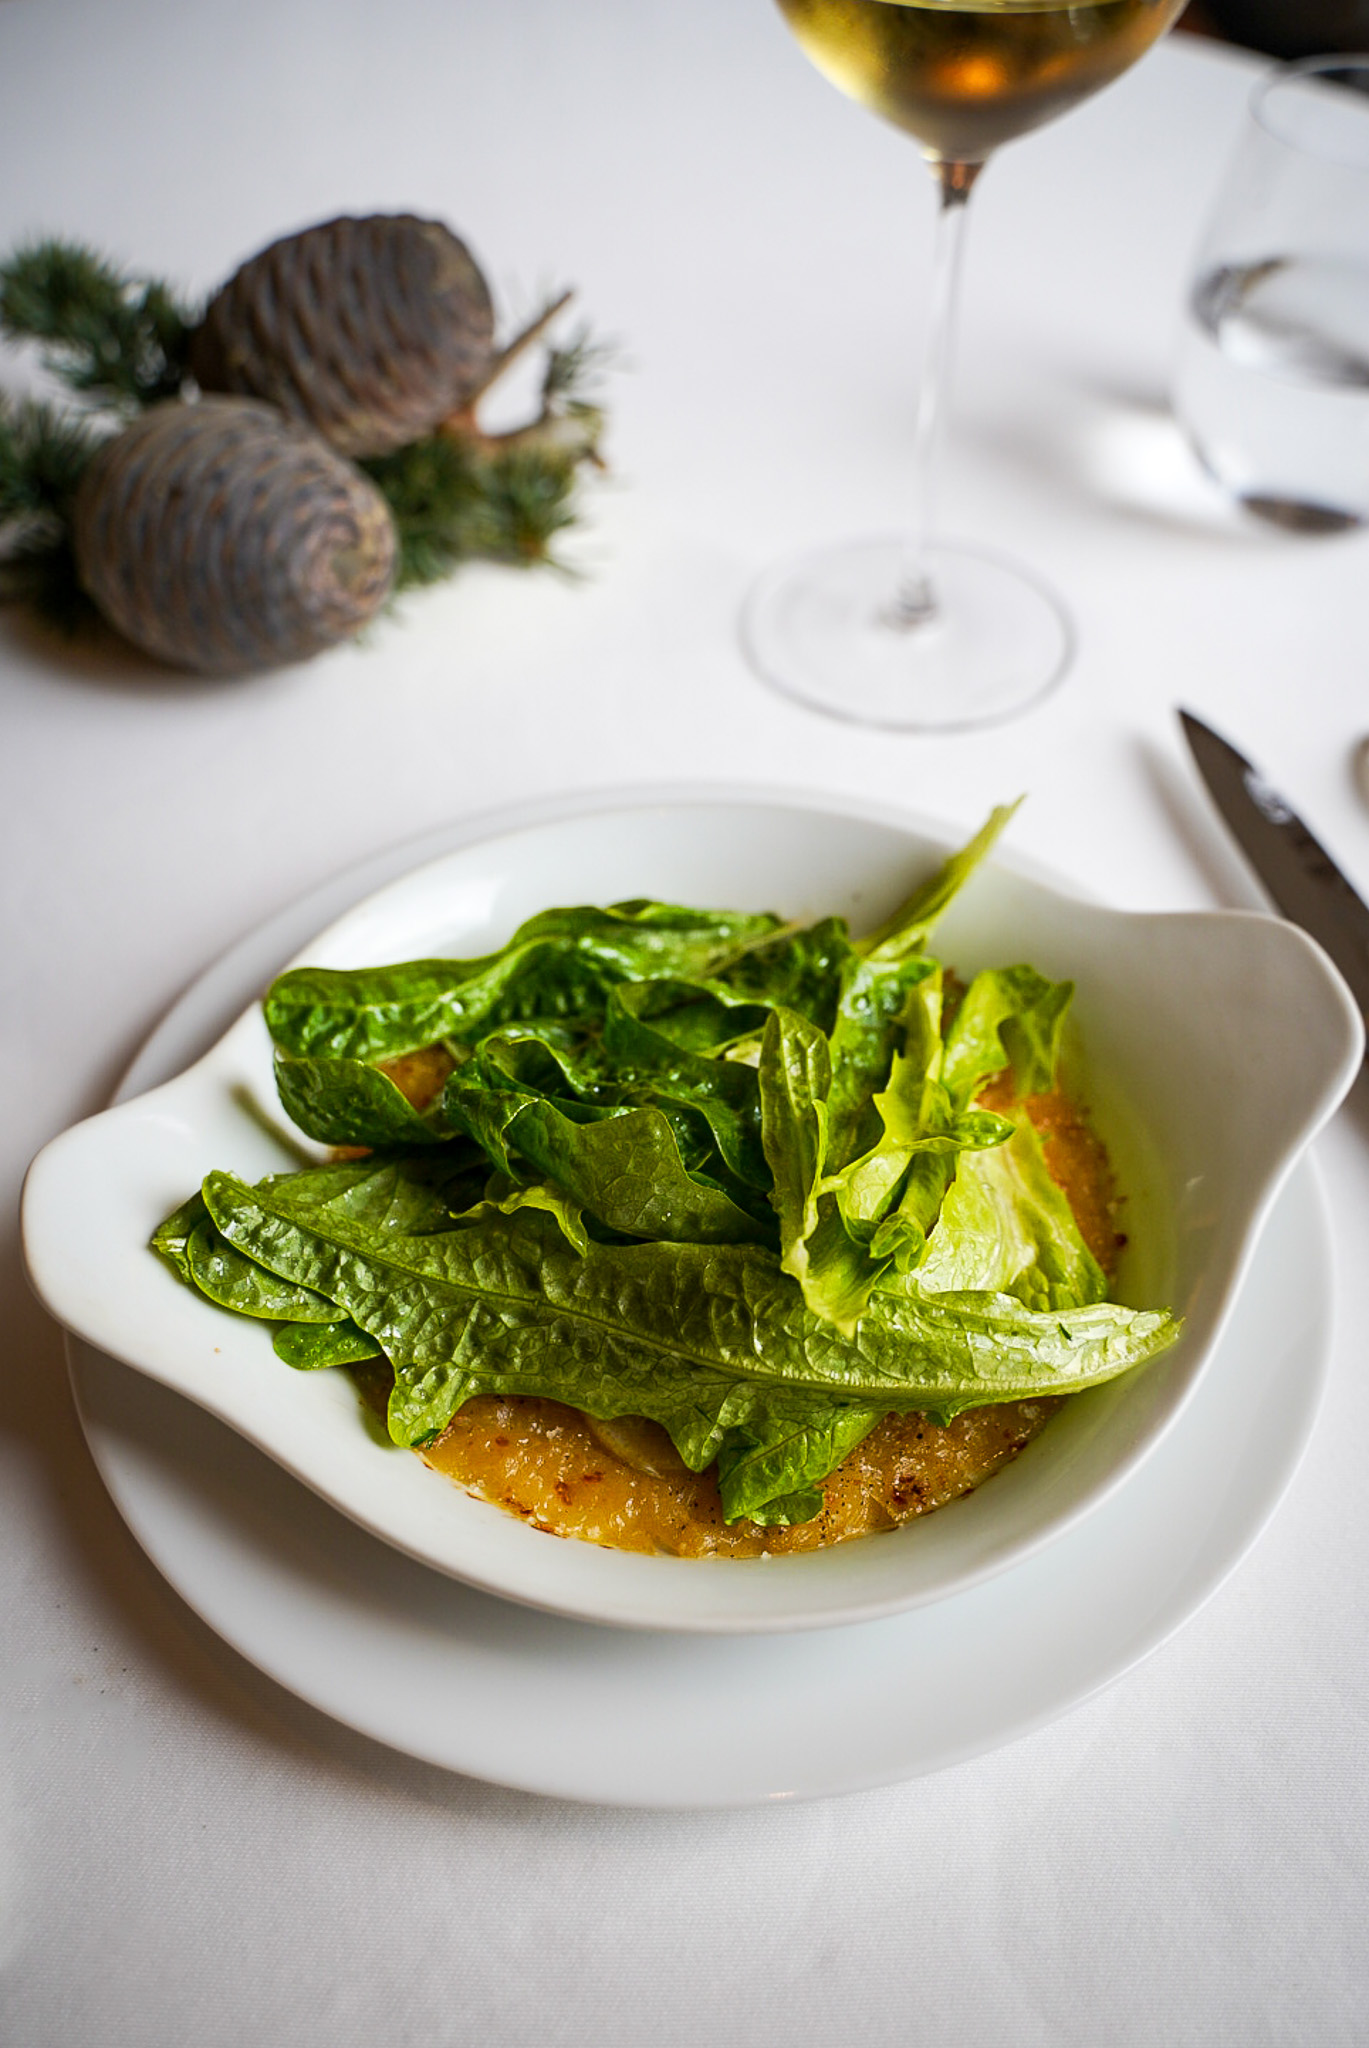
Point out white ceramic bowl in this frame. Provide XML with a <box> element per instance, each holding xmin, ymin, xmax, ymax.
<box><xmin>21</xmin><ymin>796</ymin><xmax>1364</xmax><ymax>1632</ymax></box>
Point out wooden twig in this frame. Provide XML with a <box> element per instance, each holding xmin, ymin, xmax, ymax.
<box><xmin>449</xmin><ymin>288</ymin><xmax>574</xmax><ymax>418</ymax></box>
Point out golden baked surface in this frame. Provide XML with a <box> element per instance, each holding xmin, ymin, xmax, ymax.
<box><xmin>421</xmin><ymin>1394</ymin><xmax>1061</xmax><ymax>1557</ymax></box>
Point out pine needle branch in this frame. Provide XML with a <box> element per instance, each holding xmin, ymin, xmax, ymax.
<box><xmin>361</xmin><ymin>434</ymin><xmax>582</xmax><ymax>589</ymax></box>
<box><xmin>0</xmin><ymin>528</ymin><xmax>100</xmax><ymax>633</ymax></box>
<box><xmin>542</xmin><ymin>323</ymin><xmax>615</xmax><ymax>413</ymax></box>
<box><xmin>0</xmin><ymin>238</ymin><xmax>195</xmax><ymax>410</ymax></box>
<box><xmin>0</xmin><ymin>395</ymin><xmax>106</xmax><ymax>628</ymax></box>
<box><xmin>0</xmin><ymin>393</ymin><xmax>103</xmax><ymax>524</ymax></box>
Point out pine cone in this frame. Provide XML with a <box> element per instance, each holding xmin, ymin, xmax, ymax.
<box><xmin>188</xmin><ymin>215</ymin><xmax>496</xmax><ymax>458</ymax></box>
<box><xmin>71</xmin><ymin>398</ymin><xmax>397</xmax><ymax>673</ymax></box>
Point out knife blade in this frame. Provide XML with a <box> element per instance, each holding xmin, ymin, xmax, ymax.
<box><xmin>1179</xmin><ymin>708</ymin><xmax>1369</xmax><ymax>1028</ymax></box>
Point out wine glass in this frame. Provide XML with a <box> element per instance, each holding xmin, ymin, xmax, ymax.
<box><xmin>746</xmin><ymin>0</ymin><xmax>1188</xmax><ymax>729</ymax></box>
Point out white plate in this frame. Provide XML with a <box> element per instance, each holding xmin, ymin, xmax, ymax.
<box><xmin>56</xmin><ymin>791</ymin><xmax>1337</xmax><ymax>1804</ymax></box>
<box><xmin>24</xmin><ymin>791</ymin><xmax>1361</xmax><ymax>1635</ymax></box>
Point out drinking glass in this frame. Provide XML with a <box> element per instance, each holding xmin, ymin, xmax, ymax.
<box><xmin>1172</xmin><ymin>55</ymin><xmax>1369</xmax><ymax>533</ymax></box>
<box><xmin>746</xmin><ymin>0</ymin><xmax>1186</xmax><ymax>730</ymax></box>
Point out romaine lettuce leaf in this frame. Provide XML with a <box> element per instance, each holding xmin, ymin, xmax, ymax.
<box><xmin>151</xmin><ymin>1192</ymin><xmax>344</xmax><ymax>1322</ymax></box>
<box><xmin>264</xmin><ymin>901</ymin><xmax>783</xmax><ymax>1063</ymax></box>
<box><xmin>273</xmin><ymin>1053</ymin><xmax>454</xmax><ymax>1148</ymax></box>
<box><xmin>273</xmin><ymin>1318</ymin><xmax>383</xmax><ymax>1369</ymax></box>
<box><xmin>910</xmin><ymin>1117</ymin><xmax>1108</xmax><ymax>1312</ymax></box>
<box><xmin>857</xmin><ymin>801</ymin><xmax>1020</xmax><ymax>963</ymax></box>
<box><xmin>441</xmin><ymin>1082</ymin><xmax>769</xmax><ymax>1246</ymax></box>
<box><xmin>713</xmin><ymin>1401</ymin><xmax>884</xmax><ymax>1524</ymax></box>
<box><xmin>941</xmin><ymin>965</ymin><xmax>1073</xmax><ymax>1107</ymax></box>
<box><xmin>756</xmin><ymin>960</ymin><xmax>1040</xmax><ymax>1335</ymax></box>
<box><xmin>709</xmin><ymin>916</ymin><xmax>855</xmax><ymax>1033</ymax></box>
<box><xmin>469</xmin><ymin>987</ymin><xmax>771</xmax><ymax>1195</ymax></box>
<box><xmin>198</xmin><ymin>1161</ymin><xmax>1179</xmax><ymax>1524</ymax></box>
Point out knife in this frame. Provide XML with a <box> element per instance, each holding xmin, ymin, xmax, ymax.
<box><xmin>1179</xmin><ymin>708</ymin><xmax>1369</xmax><ymax>1029</ymax></box>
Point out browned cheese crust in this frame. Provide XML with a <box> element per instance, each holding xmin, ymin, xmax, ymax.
<box><xmin>419</xmin><ymin>1394</ymin><xmax>1064</xmax><ymax>1557</ymax></box>
<box><xmin>367</xmin><ymin>1045</ymin><xmax>1125</xmax><ymax>1555</ymax></box>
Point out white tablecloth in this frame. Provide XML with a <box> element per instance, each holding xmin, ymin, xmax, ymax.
<box><xmin>4</xmin><ymin>3</ymin><xmax>1367</xmax><ymax>2040</ymax></box>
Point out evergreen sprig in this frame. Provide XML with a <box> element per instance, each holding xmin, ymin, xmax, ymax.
<box><xmin>361</xmin><ymin>435</ymin><xmax>581</xmax><ymax>589</ymax></box>
<box><xmin>0</xmin><ymin>527</ymin><xmax>99</xmax><ymax>633</ymax></box>
<box><xmin>0</xmin><ymin>393</ymin><xmax>103</xmax><ymax>523</ymax></box>
<box><xmin>0</xmin><ymin>395</ymin><xmax>104</xmax><ymax>629</ymax></box>
<box><xmin>543</xmin><ymin>324</ymin><xmax>613</xmax><ymax>417</ymax></box>
<box><xmin>0</xmin><ymin>239</ymin><xmax>194</xmax><ymax>409</ymax></box>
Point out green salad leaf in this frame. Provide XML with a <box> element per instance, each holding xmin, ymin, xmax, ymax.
<box><xmin>151</xmin><ymin>1191</ymin><xmax>344</xmax><ymax>1322</ymax></box>
<box><xmin>858</xmin><ymin>800</ymin><xmax>1019</xmax><ymax>961</ymax></box>
<box><xmin>273</xmin><ymin>1318</ymin><xmax>382</xmax><ymax>1370</ymax></box>
<box><xmin>273</xmin><ymin>1053</ymin><xmax>454</xmax><ymax>1149</ymax></box>
<box><xmin>442</xmin><ymin>1085</ymin><xmax>769</xmax><ymax>1246</ymax></box>
<box><xmin>263</xmin><ymin>901</ymin><xmax>783</xmax><ymax>1063</ymax></box>
<box><xmin>150</xmin><ymin>810</ymin><xmax>1182</xmax><ymax>1528</ymax></box>
<box><xmin>197</xmin><ymin>1161</ymin><xmax>1175</xmax><ymax>1524</ymax></box>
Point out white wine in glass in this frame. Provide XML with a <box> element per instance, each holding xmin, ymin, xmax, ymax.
<box><xmin>746</xmin><ymin>0</ymin><xmax>1186</xmax><ymax>729</ymax></box>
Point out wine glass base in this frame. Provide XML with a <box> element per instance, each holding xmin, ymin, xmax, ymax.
<box><xmin>742</xmin><ymin>538</ymin><xmax>1074</xmax><ymax>732</ymax></box>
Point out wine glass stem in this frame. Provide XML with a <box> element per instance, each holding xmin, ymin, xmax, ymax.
<box><xmin>890</xmin><ymin>159</ymin><xmax>983</xmax><ymax>629</ymax></box>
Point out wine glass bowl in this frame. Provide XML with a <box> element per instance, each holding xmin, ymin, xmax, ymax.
<box><xmin>747</xmin><ymin>0</ymin><xmax>1187</xmax><ymax>730</ymax></box>
<box><xmin>775</xmin><ymin>0</ymin><xmax>1186</xmax><ymax>161</ymax></box>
